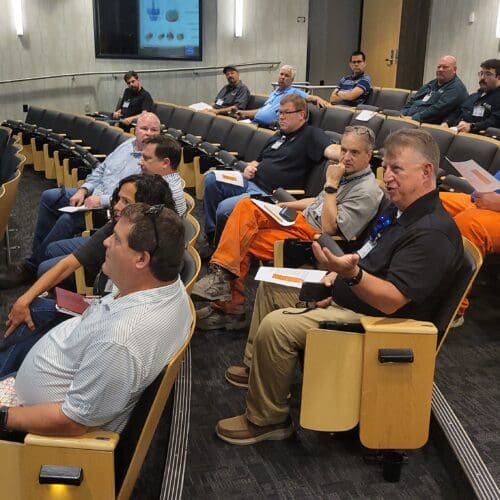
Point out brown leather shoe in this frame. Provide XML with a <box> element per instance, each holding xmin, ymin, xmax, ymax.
<box><xmin>0</xmin><ymin>262</ymin><xmax>35</xmax><ymax>290</ymax></box>
<box><xmin>215</xmin><ymin>414</ymin><xmax>293</xmax><ymax>445</ymax></box>
<box><xmin>225</xmin><ymin>365</ymin><xmax>249</xmax><ymax>388</ymax></box>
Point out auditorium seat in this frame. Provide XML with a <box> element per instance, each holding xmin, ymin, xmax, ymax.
<box><xmin>307</xmin><ymin>103</ymin><xmax>325</xmax><ymax>127</ymax></box>
<box><xmin>374</xmin><ymin>116</ymin><xmax>419</xmax><ymax>151</ymax></box>
<box><xmin>374</xmin><ymin>88</ymin><xmax>411</xmax><ymax>111</ymax></box>
<box><xmin>349</xmin><ymin>110</ymin><xmax>385</xmax><ymax>135</ymax></box>
<box><xmin>0</xmin><ymin>168</ymin><xmax>23</xmax><ymax>265</ymax></box>
<box><xmin>420</xmin><ymin>123</ymin><xmax>456</xmax><ymax>173</ymax></box>
<box><xmin>320</xmin><ymin>107</ymin><xmax>354</xmax><ymax>134</ymax></box>
<box><xmin>155</xmin><ymin>102</ymin><xmax>176</xmax><ymax>129</ymax></box>
<box><xmin>246</xmin><ymin>93</ymin><xmax>268</xmax><ymax>110</ymax></box>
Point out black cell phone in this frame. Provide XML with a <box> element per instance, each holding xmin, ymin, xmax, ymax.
<box><xmin>318</xmin><ymin>321</ymin><xmax>365</xmax><ymax>333</ymax></box>
<box><xmin>316</xmin><ymin>233</ymin><xmax>345</xmax><ymax>257</ymax></box>
<box><xmin>299</xmin><ymin>282</ymin><xmax>332</xmax><ymax>302</ymax></box>
<box><xmin>279</xmin><ymin>206</ymin><xmax>297</xmax><ymax>222</ymax></box>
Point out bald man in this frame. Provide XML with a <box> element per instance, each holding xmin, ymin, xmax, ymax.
<box><xmin>400</xmin><ymin>55</ymin><xmax>468</xmax><ymax>124</ymax></box>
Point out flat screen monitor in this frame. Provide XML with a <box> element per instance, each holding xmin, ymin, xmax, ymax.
<box><xmin>94</xmin><ymin>0</ymin><xmax>202</xmax><ymax>61</ymax></box>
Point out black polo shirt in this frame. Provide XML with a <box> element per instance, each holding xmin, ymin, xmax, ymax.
<box><xmin>214</xmin><ymin>81</ymin><xmax>250</xmax><ymax>110</ymax></box>
<box><xmin>117</xmin><ymin>88</ymin><xmax>154</xmax><ymax>118</ymax></box>
<box><xmin>254</xmin><ymin>124</ymin><xmax>332</xmax><ymax>191</ymax></box>
<box><xmin>333</xmin><ymin>190</ymin><xmax>464</xmax><ymax>321</ymax></box>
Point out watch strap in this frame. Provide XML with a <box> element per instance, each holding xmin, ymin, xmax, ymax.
<box><xmin>343</xmin><ymin>266</ymin><xmax>364</xmax><ymax>287</ymax></box>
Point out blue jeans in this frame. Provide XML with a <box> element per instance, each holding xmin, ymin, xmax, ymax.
<box><xmin>0</xmin><ymin>297</ymin><xmax>66</xmax><ymax>377</ymax></box>
<box><xmin>26</xmin><ymin>188</ymin><xmax>85</xmax><ymax>271</ymax></box>
<box><xmin>203</xmin><ymin>172</ymin><xmax>266</xmax><ymax>237</ymax></box>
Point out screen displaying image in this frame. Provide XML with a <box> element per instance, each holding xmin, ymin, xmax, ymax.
<box><xmin>94</xmin><ymin>0</ymin><xmax>202</xmax><ymax>61</ymax></box>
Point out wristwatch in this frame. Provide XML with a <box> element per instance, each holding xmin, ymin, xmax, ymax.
<box><xmin>0</xmin><ymin>406</ymin><xmax>9</xmax><ymax>432</ymax></box>
<box><xmin>343</xmin><ymin>266</ymin><xmax>364</xmax><ymax>287</ymax></box>
<box><xmin>324</xmin><ymin>184</ymin><xmax>338</xmax><ymax>194</ymax></box>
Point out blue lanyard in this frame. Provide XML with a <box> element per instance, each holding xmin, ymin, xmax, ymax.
<box><xmin>369</xmin><ymin>214</ymin><xmax>394</xmax><ymax>242</ymax></box>
<box><xmin>340</xmin><ymin>171</ymin><xmax>372</xmax><ymax>186</ymax></box>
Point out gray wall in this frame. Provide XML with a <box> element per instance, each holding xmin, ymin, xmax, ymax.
<box><xmin>0</xmin><ymin>0</ymin><xmax>308</xmax><ymax>120</ymax></box>
<box><xmin>424</xmin><ymin>0</ymin><xmax>500</xmax><ymax>92</ymax></box>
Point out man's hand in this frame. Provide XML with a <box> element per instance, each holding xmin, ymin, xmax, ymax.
<box><xmin>456</xmin><ymin>121</ymin><xmax>472</xmax><ymax>133</ymax></box>
<box><xmin>243</xmin><ymin>161</ymin><xmax>259</xmax><ymax>180</ymax></box>
<box><xmin>235</xmin><ymin>109</ymin><xmax>249</xmax><ymax>120</ymax></box>
<box><xmin>325</xmin><ymin>161</ymin><xmax>345</xmax><ymax>187</ymax></box>
<box><xmin>5</xmin><ymin>297</ymin><xmax>34</xmax><ymax>337</ymax></box>
<box><xmin>312</xmin><ymin>241</ymin><xmax>359</xmax><ymax>277</ymax></box>
<box><xmin>84</xmin><ymin>195</ymin><xmax>102</xmax><ymax>209</ymax></box>
<box><xmin>121</xmin><ymin>116</ymin><xmax>135</xmax><ymax>126</ymax></box>
<box><xmin>112</xmin><ymin>111</ymin><xmax>121</xmax><ymax>119</ymax></box>
<box><xmin>474</xmin><ymin>191</ymin><xmax>500</xmax><ymax>212</ymax></box>
<box><xmin>69</xmin><ymin>189</ymin><xmax>87</xmax><ymax>207</ymax></box>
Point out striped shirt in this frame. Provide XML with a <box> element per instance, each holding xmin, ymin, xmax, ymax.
<box><xmin>164</xmin><ymin>171</ymin><xmax>187</xmax><ymax>217</ymax></box>
<box><xmin>15</xmin><ymin>278</ymin><xmax>192</xmax><ymax>432</ymax></box>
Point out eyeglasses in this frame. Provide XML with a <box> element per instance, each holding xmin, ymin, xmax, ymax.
<box><xmin>144</xmin><ymin>204</ymin><xmax>165</xmax><ymax>256</ymax></box>
<box><xmin>478</xmin><ymin>71</ymin><xmax>496</xmax><ymax>78</ymax></box>
<box><xmin>278</xmin><ymin>110</ymin><xmax>302</xmax><ymax>116</ymax></box>
<box><xmin>350</xmin><ymin>60</ymin><xmax>364</xmax><ymax>64</ymax></box>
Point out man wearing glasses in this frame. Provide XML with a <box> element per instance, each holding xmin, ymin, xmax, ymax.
<box><xmin>0</xmin><ymin>204</ymin><xmax>192</xmax><ymax>437</ymax></box>
<box><xmin>203</xmin><ymin>94</ymin><xmax>340</xmax><ymax>246</ymax></box>
<box><xmin>329</xmin><ymin>51</ymin><xmax>372</xmax><ymax>107</ymax></box>
<box><xmin>442</xmin><ymin>59</ymin><xmax>500</xmax><ymax>133</ymax></box>
<box><xmin>194</xmin><ymin>126</ymin><xmax>383</xmax><ymax>331</ymax></box>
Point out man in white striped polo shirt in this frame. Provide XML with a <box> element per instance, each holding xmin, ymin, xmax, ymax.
<box><xmin>0</xmin><ymin>204</ymin><xmax>192</xmax><ymax>436</ymax></box>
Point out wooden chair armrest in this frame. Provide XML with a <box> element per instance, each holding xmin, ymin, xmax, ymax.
<box><xmin>71</xmin><ymin>139</ymin><xmax>83</xmax><ymax>144</ymax></box>
<box><xmin>361</xmin><ymin>316</ymin><xmax>437</xmax><ymax>335</ymax></box>
<box><xmin>25</xmin><ymin>430</ymin><xmax>119</xmax><ymax>451</ymax></box>
<box><xmin>285</xmin><ymin>189</ymin><xmax>305</xmax><ymax>196</ymax></box>
<box><xmin>93</xmin><ymin>154</ymin><xmax>106</xmax><ymax>159</ymax></box>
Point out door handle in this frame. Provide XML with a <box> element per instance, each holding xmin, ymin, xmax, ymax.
<box><xmin>385</xmin><ymin>49</ymin><xmax>395</xmax><ymax>66</ymax></box>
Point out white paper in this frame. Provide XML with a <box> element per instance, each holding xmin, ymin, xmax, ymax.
<box><xmin>251</xmin><ymin>199</ymin><xmax>295</xmax><ymax>226</ymax></box>
<box><xmin>254</xmin><ymin>266</ymin><xmax>326</xmax><ymax>288</ymax></box>
<box><xmin>356</xmin><ymin>110</ymin><xmax>376</xmax><ymax>121</ymax></box>
<box><xmin>58</xmin><ymin>205</ymin><xmax>100</xmax><ymax>213</ymax></box>
<box><xmin>445</xmin><ymin>158</ymin><xmax>500</xmax><ymax>192</ymax></box>
<box><xmin>213</xmin><ymin>169</ymin><xmax>244</xmax><ymax>187</ymax></box>
<box><xmin>189</xmin><ymin>102</ymin><xmax>213</xmax><ymax>111</ymax></box>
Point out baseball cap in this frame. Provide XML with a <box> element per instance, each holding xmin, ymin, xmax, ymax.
<box><xmin>223</xmin><ymin>65</ymin><xmax>238</xmax><ymax>74</ymax></box>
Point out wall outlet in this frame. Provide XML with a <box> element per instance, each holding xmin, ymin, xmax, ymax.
<box><xmin>22</xmin><ymin>104</ymin><xmax>29</xmax><ymax>112</ymax></box>
<box><xmin>84</xmin><ymin>102</ymin><xmax>91</xmax><ymax>113</ymax></box>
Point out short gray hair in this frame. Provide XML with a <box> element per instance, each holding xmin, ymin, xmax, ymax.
<box><xmin>343</xmin><ymin>125</ymin><xmax>376</xmax><ymax>151</ymax></box>
<box><xmin>280</xmin><ymin>65</ymin><xmax>296</xmax><ymax>81</ymax></box>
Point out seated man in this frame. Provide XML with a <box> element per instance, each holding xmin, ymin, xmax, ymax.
<box><xmin>235</xmin><ymin>65</ymin><xmax>329</xmax><ymax>127</ymax></box>
<box><xmin>214</xmin><ymin>128</ymin><xmax>463</xmax><ymax>445</ymax></box>
<box><xmin>329</xmin><ymin>51</ymin><xmax>372</xmax><ymax>107</ymax></box>
<box><xmin>112</xmin><ymin>71</ymin><xmax>155</xmax><ymax>128</ymax></box>
<box><xmin>0</xmin><ymin>112</ymin><xmax>161</xmax><ymax>289</ymax></box>
<box><xmin>400</xmin><ymin>55</ymin><xmax>468</xmax><ymax>123</ymax></box>
<box><xmin>442</xmin><ymin>59</ymin><xmax>500</xmax><ymax>134</ymax></box>
<box><xmin>439</xmin><ymin>171</ymin><xmax>500</xmax><ymax>323</ymax></box>
<box><xmin>0</xmin><ymin>203</ymin><xmax>192</xmax><ymax>436</ymax></box>
<box><xmin>207</xmin><ymin>65</ymin><xmax>251</xmax><ymax>116</ymax></box>
<box><xmin>193</xmin><ymin>125</ymin><xmax>383</xmax><ymax>330</ymax></box>
<box><xmin>203</xmin><ymin>94</ymin><xmax>340</xmax><ymax>244</ymax></box>
<box><xmin>0</xmin><ymin>174</ymin><xmax>177</xmax><ymax>376</ymax></box>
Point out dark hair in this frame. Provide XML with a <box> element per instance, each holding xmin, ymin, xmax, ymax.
<box><xmin>124</xmin><ymin>71</ymin><xmax>139</xmax><ymax>82</ymax></box>
<box><xmin>110</xmin><ymin>174</ymin><xmax>177</xmax><ymax>214</ymax></box>
<box><xmin>143</xmin><ymin>134</ymin><xmax>182</xmax><ymax>170</ymax></box>
<box><xmin>121</xmin><ymin>203</ymin><xmax>185</xmax><ymax>281</ymax></box>
<box><xmin>351</xmin><ymin>51</ymin><xmax>366</xmax><ymax>61</ymax></box>
<box><xmin>481</xmin><ymin>59</ymin><xmax>500</xmax><ymax>76</ymax></box>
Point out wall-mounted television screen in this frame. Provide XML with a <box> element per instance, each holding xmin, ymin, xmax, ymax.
<box><xmin>94</xmin><ymin>0</ymin><xmax>202</xmax><ymax>61</ymax></box>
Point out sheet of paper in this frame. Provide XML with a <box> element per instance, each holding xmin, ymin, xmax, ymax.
<box><xmin>58</xmin><ymin>205</ymin><xmax>100</xmax><ymax>213</ymax></box>
<box><xmin>213</xmin><ymin>169</ymin><xmax>244</xmax><ymax>187</ymax></box>
<box><xmin>251</xmin><ymin>199</ymin><xmax>295</xmax><ymax>226</ymax></box>
<box><xmin>254</xmin><ymin>266</ymin><xmax>327</xmax><ymax>288</ymax></box>
<box><xmin>189</xmin><ymin>102</ymin><xmax>213</xmax><ymax>111</ymax></box>
<box><xmin>356</xmin><ymin>110</ymin><xmax>376</xmax><ymax>121</ymax></box>
<box><xmin>446</xmin><ymin>158</ymin><xmax>500</xmax><ymax>192</ymax></box>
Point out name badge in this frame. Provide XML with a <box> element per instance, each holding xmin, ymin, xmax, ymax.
<box><xmin>357</xmin><ymin>240</ymin><xmax>376</xmax><ymax>259</ymax></box>
<box><xmin>422</xmin><ymin>93</ymin><xmax>432</xmax><ymax>102</ymax></box>
<box><xmin>216</xmin><ymin>98</ymin><xmax>224</xmax><ymax>106</ymax></box>
<box><xmin>271</xmin><ymin>137</ymin><xmax>285</xmax><ymax>150</ymax></box>
<box><xmin>472</xmin><ymin>105</ymin><xmax>485</xmax><ymax>117</ymax></box>
<box><xmin>122</xmin><ymin>100</ymin><xmax>130</xmax><ymax>109</ymax></box>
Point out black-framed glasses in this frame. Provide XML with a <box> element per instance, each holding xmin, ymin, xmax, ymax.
<box><xmin>278</xmin><ymin>110</ymin><xmax>302</xmax><ymax>116</ymax></box>
<box><xmin>144</xmin><ymin>204</ymin><xmax>165</xmax><ymax>256</ymax></box>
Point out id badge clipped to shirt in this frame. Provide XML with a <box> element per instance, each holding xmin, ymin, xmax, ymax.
<box><xmin>422</xmin><ymin>93</ymin><xmax>432</xmax><ymax>103</ymax></box>
<box><xmin>357</xmin><ymin>240</ymin><xmax>376</xmax><ymax>259</ymax></box>
<box><xmin>472</xmin><ymin>105</ymin><xmax>485</xmax><ymax>117</ymax></box>
<box><xmin>271</xmin><ymin>136</ymin><xmax>286</xmax><ymax>150</ymax></box>
<box><xmin>216</xmin><ymin>98</ymin><xmax>224</xmax><ymax>106</ymax></box>
<box><xmin>122</xmin><ymin>100</ymin><xmax>130</xmax><ymax>109</ymax></box>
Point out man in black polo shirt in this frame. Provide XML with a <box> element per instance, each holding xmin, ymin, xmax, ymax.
<box><xmin>207</xmin><ymin>65</ymin><xmax>251</xmax><ymax>116</ymax></box>
<box><xmin>112</xmin><ymin>71</ymin><xmax>154</xmax><ymax>128</ymax></box>
<box><xmin>202</xmin><ymin>94</ymin><xmax>340</xmax><ymax>243</ymax></box>
<box><xmin>214</xmin><ymin>128</ymin><xmax>464</xmax><ymax>446</ymax></box>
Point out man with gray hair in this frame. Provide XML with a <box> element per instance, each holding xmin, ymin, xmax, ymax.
<box><xmin>236</xmin><ymin>65</ymin><xmax>329</xmax><ymax>127</ymax></box>
<box><xmin>400</xmin><ymin>55</ymin><xmax>468</xmax><ymax>123</ymax></box>
<box><xmin>214</xmin><ymin>128</ymin><xmax>464</xmax><ymax>445</ymax></box>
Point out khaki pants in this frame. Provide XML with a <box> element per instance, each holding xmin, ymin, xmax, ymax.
<box><xmin>244</xmin><ymin>281</ymin><xmax>362</xmax><ymax>426</ymax></box>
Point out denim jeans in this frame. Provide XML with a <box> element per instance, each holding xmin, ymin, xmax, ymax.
<box><xmin>0</xmin><ymin>297</ymin><xmax>67</xmax><ymax>377</ymax></box>
<box><xmin>203</xmin><ymin>172</ymin><xmax>266</xmax><ymax>237</ymax></box>
<box><xmin>25</xmin><ymin>187</ymin><xmax>85</xmax><ymax>271</ymax></box>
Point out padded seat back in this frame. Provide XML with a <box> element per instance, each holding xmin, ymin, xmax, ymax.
<box><xmin>324</xmin><ymin>129</ymin><xmax>342</xmax><ymax>144</ymax></box>
<box><xmin>375</xmin><ymin>116</ymin><xmax>418</xmax><ymax>150</ymax></box>
<box><xmin>488</xmin><ymin>147</ymin><xmax>500</xmax><ymax>175</ymax></box>
<box><xmin>320</xmin><ymin>107</ymin><xmax>354</xmax><ymax>134</ymax></box>
<box><xmin>38</xmin><ymin>109</ymin><xmax>61</xmax><ymax>130</ymax></box>
<box><xmin>373</xmin><ymin>88</ymin><xmax>410</xmax><ymax>111</ymax></box>
<box><xmin>244</xmin><ymin>128</ymin><xmax>275</xmax><ymax>161</ymax></box>
<box><xmin>221</xmin><ymin>123</ymin><xmax>256</xmax><ymax>158</ymax></box>
<box><xmin>247</xmin><ymin>93</ymin><xmax>268</xmax><ymax>110</ymax></box>
<box><xmin>98</xmin><ymin>126</ymin><xmax>124</xmax><ymax>155</ymax></box>
<box><xmin>168</xmin><ymin>107</ymin><xmax>194</xmax><ymax>132</ymax></box>
<box><xmin>54</xmin><ymin>113</ymin><xmax>76</xmax><ymax>135</ymax></box>
<box><xmin>349</xmin><ymin>110</ymin><xmax>385</xmax><ymax>135</ymax></box>
<box><xmin>81</xmin><ymin>121</ymin><xmax>108</xmax><ymax>150</ymax></box>
<box><xmin>25</xmin><ymin>106</ymin><xmax>45</xmax><ymax>125</ymax></box>
<box><xmin>155</xmin><ymin>103</ymin><xmax>176</xmax><ymax>128</ymax></box>
<box><xmin>304</xmin><ymin>159</ymin><xmax>328</xmax><ymax>197</ymax></box>
<box><xmin>69</xmin><ymin>115</ymin><xmax>94</xmax><ymax>140</ymax></box>
<box><xmin>420</xmin><ymin>124</ymin><xmax>456</xmax><ymax>173</ymax></box>
<box><xmin>205</xmin><ymin>116</ymin><xmax>235</xmax><ymax>145</ymax></box>
<box><xmin>365</xmin><ymin>86</ymin><xmax>380</xmax><ymax>106</ymax></box>
<box><xmin>485</xmin><ymin>127</ymin><xmax>500</xmax><ymax>140</ymax></box>
<box><xmin>186</xmin><ymin>111</ymin><xmax>215</xmax><ymax>138</ymax></box>
<box><xmin>307</xmin><ymin>103</ymin><xmax>325</xmax><ymax>127</ymax></box>
<box><xmin>0</xmin><ymin>126</ymin><xmax>12</xmax><ymax>158</ymax></box>
<box><xmin>443</xmin><ymin>133</ymin><xmax>498</xmax><ymax>176</ymax></box>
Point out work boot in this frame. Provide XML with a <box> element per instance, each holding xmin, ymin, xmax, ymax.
<box><xmin>192</xmin><ymin>264</ymin><xmax>232</xmax><ymax>301</ymax></box>
<box><xmin>196</xmin><ymin>305</ymin><xmax>248</xmax><ymax>331</ymax></box>
<box><xmin>225</xmin><ymin>365</ymin><xmax>250</xmax><ymax>388</ymax></box>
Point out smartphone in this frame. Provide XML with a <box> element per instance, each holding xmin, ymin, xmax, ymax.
<box><xmin>299</xmin><ymin>282</ymin><xmax>332</xmax><ymax>302</ymax></box>
<box><xmin>279</xmin><ymin>206</ymin><xmax>297</xmax><ymax>222</ymax></box>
